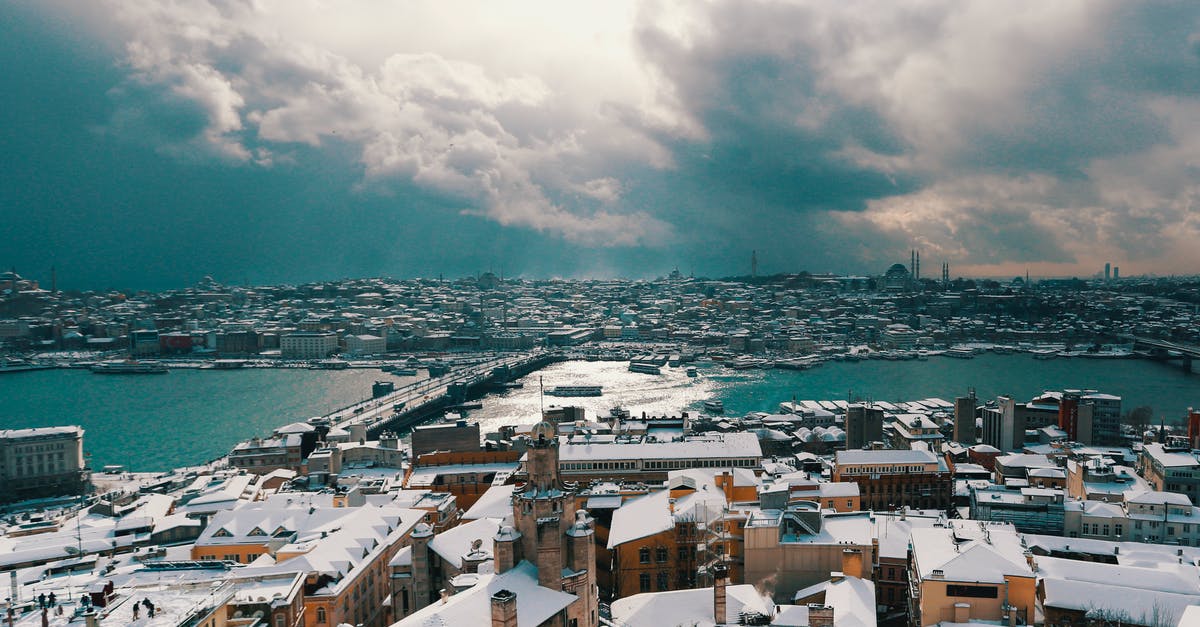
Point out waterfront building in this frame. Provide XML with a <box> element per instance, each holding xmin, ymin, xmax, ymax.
<box><xmin>907</xmin><ymin>520</ymin><xmax>1036</xmax><ymax>627</ymax></box>
<box><xmin>0</xmin><ymin>426</ymin><xmax>86</xmax><ymax>503</ymax></box>
<box><xmin>228</xmin><ymin>434</ymin><xmax>304</xmax><ymax>474</ymax></box>
<box><xmin>832</xmin><ymin>449</ymin><xmax>952</xmax><ymax>511</ymax></box>
<box><xmin>881</xmin><ymin>323</ymin><xmax>919</xmax><ymax>349</ymax></box>
<box><xmin>345</xmin><ymin>333</ymin><xmax>386</xmax><ymax>355</ymax></box>
<box><xmin>280</xmin><ymin>331</ymin><xmax>338</xmax><ymax>359</ymax></box>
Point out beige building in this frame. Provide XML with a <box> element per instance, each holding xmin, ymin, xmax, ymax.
<box><xmin>1140</xmin><ymin>443</ymin><xmax>1200</xmax><ymax>504</ymax></box>
<box><xmin>280</xmin><ymin>331</ymin><xmax>338</xmax><ymax>359</ymax></box>
<box><xmin>345</xmin><ymin>333</ymin><xmax>386</xmax><ymax>355</ymax></box>
<box><xmin>908</xmin><ymin>520</ymin><xmax>1036</xmax><ymax>627</ymax></box>
<box><xmin>743</xmin><ymin>504</ymin><xmax>876</xmax><ymax>602</ymax></box>
<box><xmin>0</xmin><ymin>426</ymin><xmax>87</xmax><ymax>503</ymax></box>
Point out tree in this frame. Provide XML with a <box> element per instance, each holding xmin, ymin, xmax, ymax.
<box><xmin>1126</xmin><ymin>405</ymin><xmax>1154</xmax><ymax>433</ymax></box>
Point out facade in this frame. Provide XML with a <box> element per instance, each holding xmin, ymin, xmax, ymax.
<box><xmin>193</xmin><ymin>501</ymin><xmax>425</xmax><ymax>627</ymax></box>
<box><xmin>345</xmin><ymin>334</ymin><xmax>386</xmax><ymax>355</ymax></box>
<box><xmin>953</xmin><ymin>394</ymin><xmax>976</xmax><ymax>444</ymax></box>
<box><xmin>0</xmin><ymin>426</ymin><xmax>87</xmax><ymax>503</ymax></box>
<box><xmin>908</xmin><ymin>520</ymin><xmax>1036</xmax><ymax>627</ymax></box>
<box><xmin>556</xmin><ymin>433</ymin><xmax>762</xmax><ymax>483</ymax></box>
<box><xmin>280</xmin><ymin>331</ymin><xmax>338</xmax><ymax>359</ymax></box>
<box><xmin>228</xmin><ymin>434</ymin><xmax>304</xmax><ymax>474</ymax></box>
<box><xmin>833</xmin><ymin>449</ymin><xmax>952</xmax><ymax>511</ymax></box>
<box><xmin>743</xmin><ymin>505</ymin><xmax>876</xmax><ymax>602</ymax></box>
<box><xmin>844</xmin><ymin>403</ymin><xmax>883</xmax><ymax>450</ymax></box>
<box><xmin>1139</xmin><ymin>443</ymin><xmax>1200</xmax><ymax>504</ymax></box>
<box><xmin>980</xmin><ymin>395</ymin><xmax>1060</xmax><ymax>452</ymax></box>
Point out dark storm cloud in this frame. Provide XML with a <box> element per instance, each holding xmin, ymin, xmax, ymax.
<box><xmin>4</xmin><ymin>0</ymin><xmax>1200</xmax><ymax>287</ymax></box>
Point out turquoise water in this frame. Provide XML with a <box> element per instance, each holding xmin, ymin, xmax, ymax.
<box><xmin>0</xmin><ymin>368</ymin><xmax>415</xmax><ymax>471</ymax></box>
<box><xmin>0</xmin><ymin>355</ymin><xmax>1196</xmax><ymax>470</ymax></box>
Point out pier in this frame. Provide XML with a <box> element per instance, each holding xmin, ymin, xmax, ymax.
<box><xmin>327</xmin><ymin>350</ymin><xmax>562</xmax><ymax>436</ymax></box>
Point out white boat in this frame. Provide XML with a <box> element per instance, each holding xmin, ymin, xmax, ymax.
<box><xmin>703</xmin><ymin>400</ymin><xmax>725</xmax><ymax>413</ymax></box>
<box><xmin>90</xmin><ymin>360</ymin><xmax>169</xmax><ymax>374</ymax></box>
<box><xmin>686</xmin><ymin>367</ymin><xmax>698</xmax><ymax>378</ymax></box>
<box><xmin>628</xmin><ymin>362</ymin><xmax>662</xmax><ymax>375</ymax></box>
<box><xmin>1031</xmin><ymin>349</ymin><xmax>1058</xmax><ymax>360</ymax></box>
<box><xmin>547</xmin><ymin>385</ymin><xmax>603</xmax><ymax>397</ymax></box>
<box><xmin>0</xmin><ymin>358</ymin><xmax>56</xmax><ymax>374</ymax></box>
<box><xmin>944</xmin><ymin>348</ymin><xmax>975</xmax><ymax>359</ymax></box>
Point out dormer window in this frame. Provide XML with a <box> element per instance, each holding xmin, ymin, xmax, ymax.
<box><xmin>248</xmin><ymin>527</ymin><xmax>267</xmax><ymax>537</ymax></box>
<box><xmin>212</xmin><ymin>528</ymin><xmax>232</xmax><ymax>538</ymax></box>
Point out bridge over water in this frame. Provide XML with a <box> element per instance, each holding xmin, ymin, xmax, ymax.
<box><xmin>1118</xmin><ymin>334</ymin><xmax>1200</xmax><ymax>373</ymax></box>
<box><xmin>326</xmin><ymin>350</ymin><xmax>562</xmax><ymax>436</ymax></box>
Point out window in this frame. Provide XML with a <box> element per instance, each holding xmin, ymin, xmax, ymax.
<box><xmin>679</xmin><ymin>547</ymin><xmax>689</xmax><ymax>561</ymax></box>
<box><xmin>639</xmin><ymin>547</ymin><xmax>650</xmax><ymax>564</ymax></box>
<box><xmin>655</xmin><ymin>547</ymin><xmax>668</xmax><ymax>563</ymax></box>
<box><xmin>316</xmin><ymin>607</ymin><xmax>327</xmax><ymax>624</ymax></box>
<box><xmin>639</xmin><ymin>573</ymin><xmax>651</xmax><ymax>592</ymax></box>
<box><xmin>657</xmin><ymin>572</ymin><xmax>669</xmax><ymax>591</ymax></box>
<box><xmin>946</xmin><ymin>585</ymin><xmax>998</xmax><ymax>598</ymax></box>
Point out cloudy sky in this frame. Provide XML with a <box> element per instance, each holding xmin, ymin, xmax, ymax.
<box><xmin>3</xmin><ymin>1</ymin><xmax>1199</xmax><ymax>289</ymax></box>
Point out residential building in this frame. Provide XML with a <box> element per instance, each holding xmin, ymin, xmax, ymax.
<box><xmin>844</xmin><ymin>403</ymin><xmax>883</xmax><ymax>450</ymax></box>
<box><xmin>1140</xmin><ymin>443</ymin><xmax>1200</xmax><ymax>504</ymax></box>
<box><xmin>907</xmin><ymin>520</ymin><xmax>1036</xmax><ymax>627</ymax></box>
<box><xmin>743</xmin><ymin>505</ymin><xmax>876</xmax><ymax>601</ymax></box>
<box><xmin>833</xmin><ymin>449</ymin><xmax>952</xmax><ymax>511</ymax></box>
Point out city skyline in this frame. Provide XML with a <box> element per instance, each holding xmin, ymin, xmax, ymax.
<box><xmin>3</xmin><ymin>1</ymin><xmax>1200</xmax><ymax>289</ymax></box>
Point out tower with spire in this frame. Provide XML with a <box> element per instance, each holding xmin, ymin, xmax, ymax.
<box><xmin>493</xmin><ymin>421</ymin><xmax>598</xmax><ymax>627</ymax></box>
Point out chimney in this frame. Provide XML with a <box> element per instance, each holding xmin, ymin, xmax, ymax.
<box><xmin>713</xmin><ymin>564</ymin><xmax>730</xmax><ymax>624</ymax></box>
<box><xmin>84</xmin><ymin>610</ymin><xmax>100</xmax><ymax>627</ymax></box>
<box><xmin>807</xmin><ymin>604</ymin><xmax>834</xmax><ymax>627</ymax></box>
<box><xmin>490</xmin><ymin>589</ymin><xmax>518</xmax><ymax>627</ymax></box>
<box><xmin>841</xmin><ymin>548</ymin><xmax>864</xmax><ymax>579</ymax></box>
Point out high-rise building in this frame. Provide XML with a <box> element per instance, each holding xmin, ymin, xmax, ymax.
<box><xmin>1105</xmin><ymin>263</ymin><xmax>1111</xmax><ymax>281</ymax></box>
<box><xmin>1113</xmin><ymin>266</ymin><xmax>1120</xmax><ymax>280</ymax></box>
<box><xmin>953</xmin><ymin>392</ymin><xmax>977</xmax><ymax>444</ymax></box>
<box><xmin>844</xmin><ymin>403</ymin><xmax>883</xmax><ymax>449</ymax></box>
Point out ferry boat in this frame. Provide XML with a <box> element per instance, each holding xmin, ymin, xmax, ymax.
<box><xmin>703</xmin><ymin>400</ymin><xmax>725</xmax><ymax>413</ymax></box>
<box><xmin>547</xmin><ymin>385</ymin><xmax>603</xmax><ymax>397</ymax></box>
<box><xmin>686</xmin><ymin>367</ymin><xmax>698</xmax><ymax>378</ymax></box>
<box><xmin>943</xmin><ymin>348</ymin><xmax>975</xmax><ymax>359</ymax></box>
<box><xmin>0</xmin><ymin>358</ymin><xmax>56</xmax><ymax>374</ymax></box>
<box><xmin>1030</xmin><ymin>349</ymin><xmax>1058</xmax><ymax>360</ymax></box>
<box><xmin>628</xmin><ymin>362</ymin><xmax>662</xmax><ymax>375</ymax></box>
<box><xmin>310</xmin><ymin>359</ymin><xmax>350</xmax><ymax>370</ymax></box>
<box><xmin>728</xmin><ymin>356</ymin><xmax>760</xmax><ymax>370</ymax></box>
<box><xmin>90</xmin><ymin>360</ymin><xmax>169</xmax><ymax>374</ymax></box>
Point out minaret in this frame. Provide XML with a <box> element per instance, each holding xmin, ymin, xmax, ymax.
<box><xmin>915</xmin><ymin>251</ymin><xmax>920</xmax><ymax>281</ymax></box>
<box><xmin>751</xmin><ymin>250</ymin><xmax>758</xmax><ymax>278</ymax></box>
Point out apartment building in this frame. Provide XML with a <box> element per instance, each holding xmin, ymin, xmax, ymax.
<box><xmin>833</xmin><ymin>449</ymin><xmax>952</xmax><ymax>511</ymax></box>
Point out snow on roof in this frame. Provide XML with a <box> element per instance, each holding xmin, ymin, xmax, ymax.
<box><xmin>1042</xmin><ymin>578</ymin><xmax>1200</xmax><ymax>624</ymax></box>
<box><xmin>607</xmin><ymin>490</ymin><xmax>674</xmax><ymax>549</ymax></box>
<box><xmin>910</xmin><ymin>521</ymin><xmax>1031</xmax><ymax>584</ymax></box>
<box><xmin>560</xmin><ymin>432</ymin><xmax>761</xmax><ymax>461</ymax></box>
<box><xmin>0</xmin><ymin>426</ymin><xmax>80</xmax><ymax>439</ymax></box>
<box><xmin>463</xmin><ymin>484</ymin><xmax>516</xmax><ymax>520</ymax></box>
<box><xmin>836</xmin><ymin>449</ymin><xmax>937</xmax><ymax>465</ymax></box>
<box><xmin>611</xmin><ymin>583</ymin><xmax>774</xmax><ymax>626</ymax></box>
<box><xmin>872</xmin><ymin>511</ymin><xmax>943</xmax><ymax>560</ymax></box>
<box><xmin>393</xmin><ymin>561</ymin><xmax>575</xmax><ymax>627</ymax></box>
<box><xmin>429</xmin><ymin>517</ymin><xmax>501</xmax><ymax>569</ymax></box>
<box><xmin>1037</xmin><ymin>555</ymin><xmax>1200</xmax><ymax>598</ymax></box>
<box><xmin>819</xmin><ymin>482</ymin><xmax>860</xmax><ymax>498</ymax></box>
